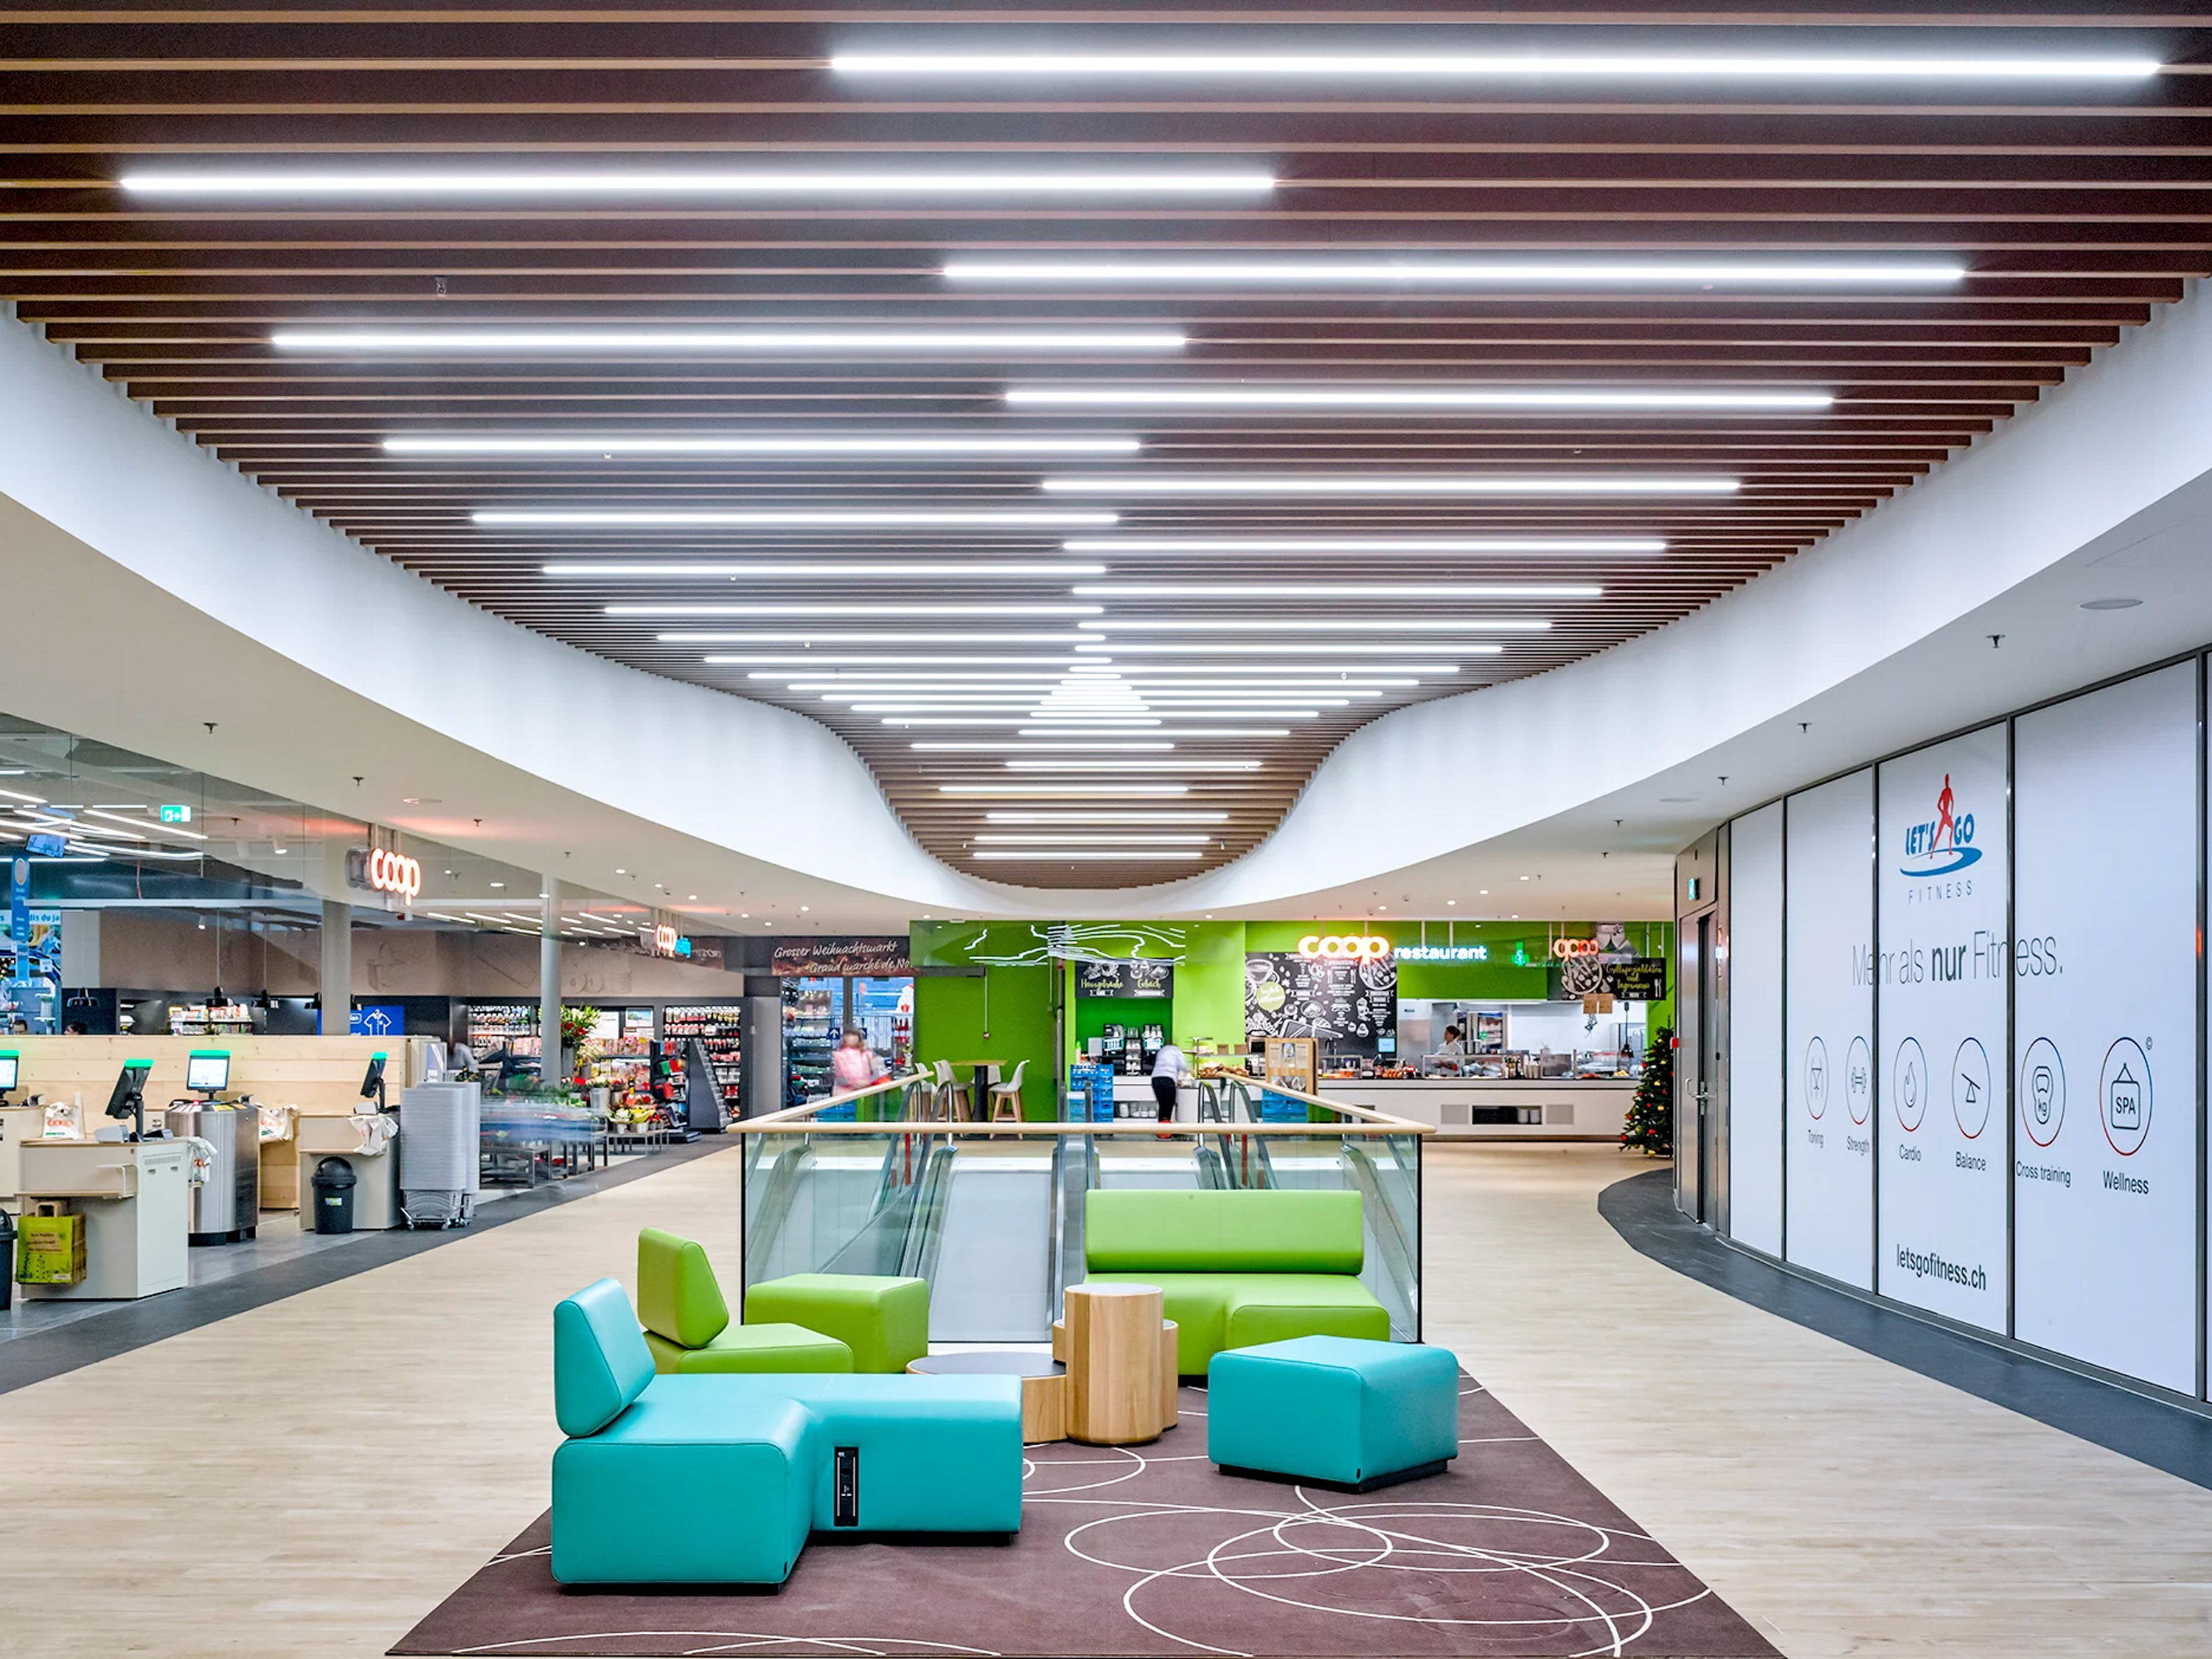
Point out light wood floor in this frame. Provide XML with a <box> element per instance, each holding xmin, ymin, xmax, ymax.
<box><xmin>2</xmin><ymin>1142</ymin><xmax>2211</xmax><ymax>1656</ymax></box>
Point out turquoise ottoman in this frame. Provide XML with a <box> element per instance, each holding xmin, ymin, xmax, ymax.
<box><xmin>1207</xmin><ymin>1335</ymin><xmax>1460</xmax><ymax>1492</ymax></box>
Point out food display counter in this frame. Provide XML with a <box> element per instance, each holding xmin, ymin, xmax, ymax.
<box><xmin>1310</xmin><ymin>1078</ymin><xmax>1637</xmax><ymax>1141</ymax></box>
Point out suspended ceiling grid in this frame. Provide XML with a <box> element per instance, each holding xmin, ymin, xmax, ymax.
<box><xmin>1</xmin><ymin>7</ymin><xmax>2207</xmax><ymax>888</ymax></box>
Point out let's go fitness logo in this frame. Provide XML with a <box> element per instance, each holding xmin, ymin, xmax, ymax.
<box><xmin>1899</xmin><ymin>772</ymin><xmax>1980</xmax><ymax>884</ymax></box>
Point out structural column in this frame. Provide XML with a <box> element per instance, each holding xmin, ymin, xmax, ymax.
<box><xmin>319</xmin><ymin>899</ymin><xmax>352</xmax><ymax>1034</ymax></box>
<box><xmin>540</xmin><ymin>881</ymin><xmax>562</xmax><ymax>1082</ymax></box>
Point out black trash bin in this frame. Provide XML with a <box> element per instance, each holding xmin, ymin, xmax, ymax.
<box><xmin>310</xmin><ymin>1157</ymin><xmax>358</xmax><ymax>1234</ymax></box>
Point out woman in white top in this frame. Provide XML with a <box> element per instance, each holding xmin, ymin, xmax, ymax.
<box><xmin>1151</xmin><ymin>1040</ymin><xmax>1189</xmax><ymax>1127</ymax></box>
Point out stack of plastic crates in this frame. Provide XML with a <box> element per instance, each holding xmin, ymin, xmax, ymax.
<box><xmin>1068</xmin><ymin>1061</ymin><xmax>1119</xmax><ymax>1122</ymax></box>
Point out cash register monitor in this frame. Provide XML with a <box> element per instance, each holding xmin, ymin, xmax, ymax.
<box><xmin>361</xmin><ymin>1051</ymin><xmax>388</xmax><ymax>1113</ymax></box>
<box><xmin>105</xmin><ymin>1059</ymin><xmax>153</xmax><ymax>1140</ymax></box>
<box><xmin>0</xmin><ymin>1051</ymin><xmax>18</xmax><ymax>1100</ymax></box>
<box><xmin>184</xmin><ymin>1050</ymin><xmax>231</xmax><ymax>1097</ymax></box>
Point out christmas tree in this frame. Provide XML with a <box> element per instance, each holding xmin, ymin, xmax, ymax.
<box><xmin>1622</xmin><ymin>1026</ymin><xmax>1674</xmax><ymax>1156</ymax></box>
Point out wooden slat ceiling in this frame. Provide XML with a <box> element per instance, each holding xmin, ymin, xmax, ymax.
<box><xmin>4</xmin><ymin>5</ymin><xmax>2206</xmax><ymax>889</ymax></box>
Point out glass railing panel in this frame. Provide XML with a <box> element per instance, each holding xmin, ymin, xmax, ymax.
<box><xmin>736</xmin><ymin>1095</ymin><xmax>1426</xmax><ymax>1347</ymax></box>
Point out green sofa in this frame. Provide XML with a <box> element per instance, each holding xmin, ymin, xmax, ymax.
<box><xmin>1082</xmin><ymin>1188</ymin><xmax>1391</xmax><ymax>1375</ymax></box>
<box><xmin>636</xmin><ymin>1228</ymin><xmax>854</xmax><ymax>1374</ymax></box>
<box><xmin>552</xmin><ymin>1277</ymin><xmax>1024</xmax><ymax>1586</ymax></box>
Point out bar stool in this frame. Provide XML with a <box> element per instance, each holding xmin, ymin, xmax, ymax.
<box><xmin>932</xmin><ymin>1060</ymin><xmax>973</xmax><ymax>1122</ymax></box>
<box><xmin>987</xmin><ymin>1059</ymin><xmax>1028</xmax><ymax>1122</ymax></box>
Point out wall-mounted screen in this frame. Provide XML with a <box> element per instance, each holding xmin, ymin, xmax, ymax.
<box><xmin>1728</xmin><ymin>802</ymin><xmax>1784</xmax><ymax>1256</ymax></box>
<box><xmin>2014</xmin><ymin>661</ymin><xmax>2198</xmax><ymax>1392</ymax></box>
<box><xmin>1783</xmin><ymin>768</ymin><xmax>1876</xmax><ymax>1289</ymax></box>
<box><xmin>1874</xmin><ymin>726</ymin><xmax>2008</xmax><ymax>1331</ymax></box>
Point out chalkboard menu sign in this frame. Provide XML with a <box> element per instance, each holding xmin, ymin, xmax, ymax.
<box><xmin>1552</xmin><ymin>956</ymin><xmax>1669</xmax><ymax>1001</ymax></box>
<box><xmin>1074</xmin><ymin>959</ymin><xmax>1174</xmax><ymax>999</ymax></box>
<box><xmin>1243</xmin><ymin>953</ymin><xmax>1397</xmax><ymax>1053</ymax></box>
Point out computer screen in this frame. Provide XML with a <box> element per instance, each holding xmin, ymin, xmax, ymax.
<box><xmin>184</xmin><ymin>1051</ymin><xmax>231</xmax><ymax>1093</ymax></box>
<box><xmin>0</xmin><ymin>1051</ymin><xmax>18</xmax><ymax>1092</ymax></box>
<box><xmin>105</xmin><ymin>1060</ymin><xmax>151</xmax><ymax>1119</ymax></box>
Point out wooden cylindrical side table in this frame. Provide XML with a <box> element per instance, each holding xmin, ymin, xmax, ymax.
<box><xmin>1062</xmin><ymin>1282</ymin><xmax>1174</xmax><ymax>1444</ymax></box>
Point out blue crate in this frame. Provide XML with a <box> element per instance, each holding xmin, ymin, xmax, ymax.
<box><xmin>1258</xmin><ymin>1091</ymin><xmax>1310</xmax><ymax>1123</ymax></box>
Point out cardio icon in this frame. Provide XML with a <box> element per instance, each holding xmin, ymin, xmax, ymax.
<box><xmin>1893</xmin><ymin>1036</ymin><xmax>1928</xmax><ymax>1133</ymax></box>
<box><xmin>2100</xmin><ymin>1037</ymin><xmax>2152</xmax><ymax>1157</ymax></box>
<box><xmin>1845</xmin><ymin>1035</ymin><xmax>1872</xmax><ymax>1126</ymax></box>
<box><xmin>1952</xmin><ymin>1037</ymin><xmax>1992</xmax><ymax>1140</ymax></box>
<box><xmin>1804</xmin><ymin>1036</ymin><xmax>1829</xmax><ymax>1120</ymax></box>
<box><xmin>2020</xmin><ymin>1037</ymin><xmax>2065</xmax><ymax>1148</ymax></box>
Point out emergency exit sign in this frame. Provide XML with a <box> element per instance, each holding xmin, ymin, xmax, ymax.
<box><xmin>159</xmin><ymin>804</ymin><xmax>192</xmax><ymax>824</ymax></box>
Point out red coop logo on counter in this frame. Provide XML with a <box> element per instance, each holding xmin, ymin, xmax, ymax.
<box><xmin>346</xmin><ymin>845</ymin><xmax>422</xmax><ymax>903</ymax></box>
<box><xmin>1296</xmin><ymin>933</ymin><xmax>1393</xmax><ymax>962</ymax></box>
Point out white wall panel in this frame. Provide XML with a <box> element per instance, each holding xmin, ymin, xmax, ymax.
<box><xmin>1784</xmin><ymin>770</ymin><xmax>1877</xmax><ymax>1288</ymax></box>
<box><xmin>1875</xmin><ymin>726</ymin><xmax>2010</xmax><ymax>1331</ymax></box>
<box><xmin>2014</xmin><ymin>661</ymin><xmax>2199</xmax><ymax>1392</ymax></box>
<box><xmin>1728</xmin><ymin>802</ymin><xmax>1785</xmax><ymax>1256</ymax></box>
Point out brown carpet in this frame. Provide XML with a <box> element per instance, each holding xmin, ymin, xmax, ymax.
<box><xmin>393</xmin><ymin>1378</ymin><xmax>1775</xmax><ymax>1658</ymax></box>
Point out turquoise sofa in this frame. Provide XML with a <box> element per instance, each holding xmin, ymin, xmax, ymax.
<box><xmin>551</xmin><ymin>1278</ymin><xmax>1023</xmax><ymax>1585</ymax></box>
<box><xmin>1081</xmin><ymin>1189</ymin><xmax>1391</xmax><ymax>1375</ymax></box>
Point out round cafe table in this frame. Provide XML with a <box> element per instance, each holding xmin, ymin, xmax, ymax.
<box><xmin>907</xmin><ymin>1349</ymin><xmax>1066</xmax><ymax>1443</ymax></box>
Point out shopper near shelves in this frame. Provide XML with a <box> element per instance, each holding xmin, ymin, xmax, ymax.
<box><xmin>1152</xmin><ymin>1038</ymin><xmax>1191</xmax><ymax>1137</ymax></box>
<box><xmin>830</xmin><ymin>1027</ymin><xmax>887</xmax><ymax>1096</ymax></box>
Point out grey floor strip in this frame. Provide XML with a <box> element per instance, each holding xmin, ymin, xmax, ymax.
<box><xmin>1600</xmin><ymin>1166</ymin><xmax>2212</xmax><ymax>1492</ymax></box>
<box><xmin>0</xmin><ymin>1135</ymin><xmax>743</xmax><ymax>1397</ymax></box>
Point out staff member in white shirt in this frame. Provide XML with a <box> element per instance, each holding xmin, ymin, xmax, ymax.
<box><xmin>1151</xmin><ymin>1040</ymin><xmax>1191</xmax><ymax>1130</ymax></box>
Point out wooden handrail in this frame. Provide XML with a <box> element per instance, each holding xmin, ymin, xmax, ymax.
<box><xmin>729</xmin><ymin>1072</ymin><xmax>1431</xmax><ymax>1138</ymax></box>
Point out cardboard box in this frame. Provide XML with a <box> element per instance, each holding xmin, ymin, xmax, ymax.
<box><xmin>16</xmin><ymin>1203</ymin><xmax>86</xmax><ymax>1284</ymax></box>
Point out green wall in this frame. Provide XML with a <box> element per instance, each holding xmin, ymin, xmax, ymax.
<box><xmin>908</xmin><ymin>961</ymin><xmax>1058</xmax><ymax>1120</ymax></box>
<box><xmin>1169</xmin><ymin>919</ymin><xmax>1247</xmax><ymax>1052</ymax></box>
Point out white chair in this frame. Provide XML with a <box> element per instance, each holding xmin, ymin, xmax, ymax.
<box><xmin>932</xmin><ymin>1059</ymin><xmax>973</xmax><ymax>1121</ymax></box>
<box><xmin>987</xmin><ymin>1059</ymin><xmax>1028</xmax><ymax>1122</ymax></box>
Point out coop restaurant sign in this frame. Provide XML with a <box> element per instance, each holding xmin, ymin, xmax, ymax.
<box><xmin>771</xmin><ymin>935</ymin><xmax>912</xmax><ymax>978</ymax></box>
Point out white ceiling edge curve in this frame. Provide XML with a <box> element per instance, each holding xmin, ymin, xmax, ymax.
<box><xmin>0</xmin><ymin>303</ymin><xmax>1010</xmax><ymax>923</ymax></box>
<box><xmin>2</xmin><ymin>279</ymin><xmax>2209</xmax><ymax>928</ymax></box>
<box><xmin>1147</xmin><ymin>274</ymin><xmax>2212</xmax><ymax>916</ymax></box>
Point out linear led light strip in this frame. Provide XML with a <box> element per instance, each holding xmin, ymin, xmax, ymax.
<box><xmin>986</xmin><ymin>812</ymin><xmax>1228</xmax><ymax>824</ymax></box>
<box><xmin>1079</xmin><ymin>641</ymin><xmax>1503</xmax><ymax>656</ymax></box>
<box><xmin>1004</xmin><ymin>759</ymin><xmax>1261</xmax><ymax>772</ymax></box>
<box><xmin>667</xmin><ymin>632</ymin><xmax>1096</xmax><ymax>644</ymax></box>
<box><xmin>484</xmin><ymin>509</ymin><xmax>1117</xmax><ymax>526</ymax></box>
<box><xmin>1073</xmin><ymin>584</ymin><xmax>1595</xmax><ymax>599</ymax></box>
<box><xmin>279</xmin><ymin>328</ymin><xmax>1186</xmax><ymax>353</ymax></box>
<box><xmin>835</xmin><ymin>50</ymin><xmax>2158</xmax><ymax>80</ymax></box>
<box><xmin>1009</xmin><ymin>385</ymin><xmax>1831</xmax><ymax>411</ymax></box>
<box><xmin>948</xmin><ymin>257</ymin><xmax>1966</xmax><ymax>288</ymax></box>
<box><xmin>914</xmin><ymin>741</ymin><xmax>1175</xmax><ymax>752</ymax></box>
<box><xmin>1080</xmin><ymin>618</ymin><xmax>1549</xmax><ymax>634</ymax></box>
<box><xmin>1043</xmin><ymin>474</ymin><xmax>1735</xmax><ymax>495</ymax></box>
<box><xmin>550</xmin><ymin>563</ymin><xmax>1109</xmax><ymax>579</ymax></box>
<box><xmin>127</xmin><ymin>168</ymin><xmax>1276</xmax><ymax>197</ymax></box>
<box><xmin>758</xmin><ymin>669</ymin><xmax>1438</xmax><ymax>681</ymax></box>
<box><xmin>973</xmin><ymin>849</ymin><xmax>1203</xmax><ymax>862</ymax></box>
<box><xmin>706</xmin><ymin>654</ymin><xmax>1099</xmax><ymax>667</ymax></box>
<box><xmin>1064</xmin><ymin>536</ymin><xmax>1660</xmax><ymax>554</ymax></box>
<box><xmin>975</xmin><ymin>833</ymin><xmax>1213</xmax><ymax>844</ymax></box>
<box><xmin>612</xmin><ymin>603</ymin><xmax>1102</xmax><ymax>617</ymax></box>
<box><xmin>407</xmin><ymin>434</ymin><xmax>1141</xmax><ymax>457</ymax></box>
<box><xmin>943</xmin><ymin>784</ymin><xmax>1191</xmax><ymax>796</ymax></box>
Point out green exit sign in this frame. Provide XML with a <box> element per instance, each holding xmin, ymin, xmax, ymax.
<box><xmin>159</xmin><ymin>804</ymin><xmax>192</xmax><ymax>824</ymax></box>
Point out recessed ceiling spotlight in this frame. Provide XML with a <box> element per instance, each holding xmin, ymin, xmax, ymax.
<box><xmin>131</xmin><ymin>167</ymin><xmax>1275</xmax><ymax>198</ymax></box>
